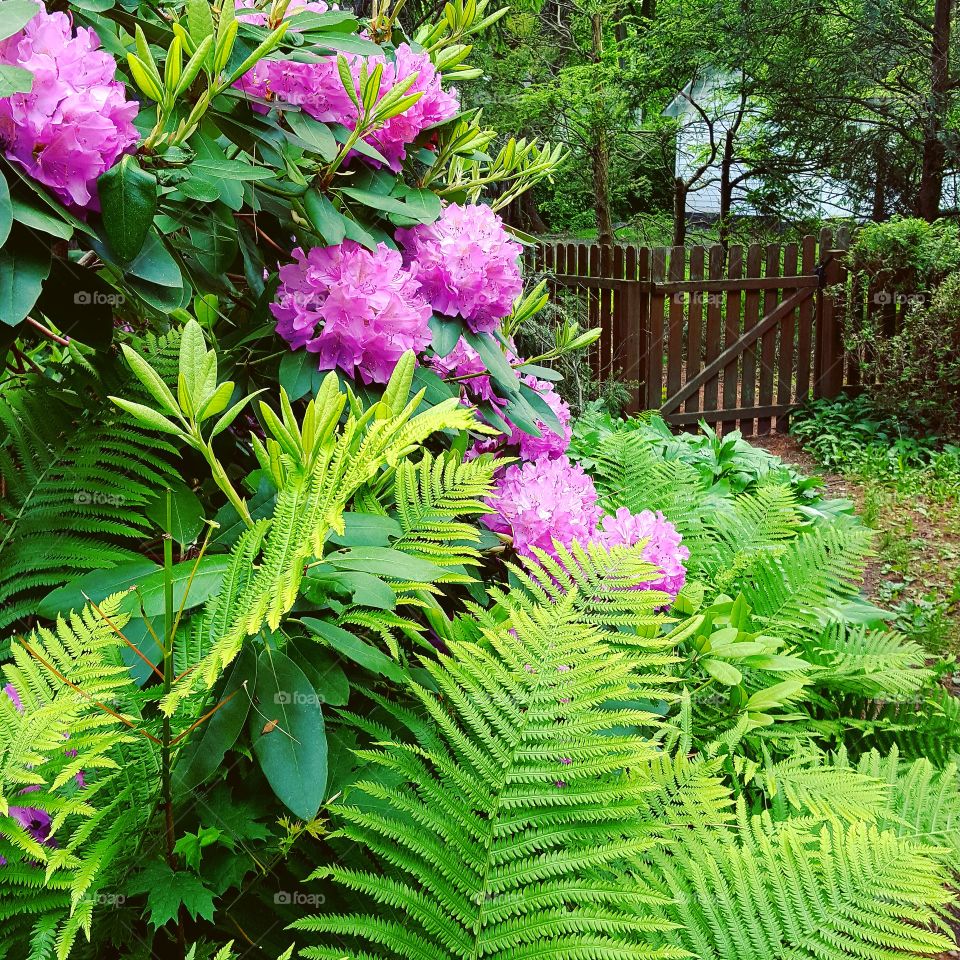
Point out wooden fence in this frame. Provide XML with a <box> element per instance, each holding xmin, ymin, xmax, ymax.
<box><xmin>529</xmin><ymin>228</ymin><xmax>858</xmax><ymax>435</ymax></box>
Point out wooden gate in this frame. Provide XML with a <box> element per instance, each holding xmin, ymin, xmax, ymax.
<box><xmin>531</xmin><ymin>228</ymin><xmax>851</xmax><ymax>435</ymax></box>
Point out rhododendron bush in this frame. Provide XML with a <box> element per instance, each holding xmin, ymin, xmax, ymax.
<box><xmin>0</xmin><ymin>0</ymin><xmax>719</xmax><ymax>956</ymax></box>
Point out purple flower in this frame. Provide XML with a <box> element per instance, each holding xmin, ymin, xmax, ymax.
<box><xmin>592</xmin><ymin>507</ymin><xmax>690</xmax><ymax>600</ymax></box>
<box><xmin>7</xmin><ymin>803</ymin><xmax>54</xmax><ymax>847</ymax></box>
<box><xmin>429</xmin><ymin>336</ymin><xmax>509</xmax><ymax>407</ymax></box>
<box><xmin>483</xmin><ymin>455</ymin><xmax>602</xmax><ymax>560</ymax></box>
<box><xmin>236</xmin><ymin>36</ymin><xmax>457</xmax><ymax>172</ymax></box>
<box><xmin>3</xmin><ymin>683</ymin><xmax>23</xmax><ymax>713</ymax></box>
<box><xmin>397</xmin><ymin>203</ymin><xmax>523</xmax><ymax>332</ymax></box>
<box><xmin>271</xmin><ymin>240</ymin><xmax>432</xmax><ymax>384</ymax></box>
<box><xmin>0</xmin><ymin>3</ymin><xmax>139</xmax><ymax>209</ymax></box>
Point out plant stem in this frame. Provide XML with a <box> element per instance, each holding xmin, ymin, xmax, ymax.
<box><xmin>160</xmin><ymin>489</ymin><xmax>186</xmax><ymax>958</ymax></box>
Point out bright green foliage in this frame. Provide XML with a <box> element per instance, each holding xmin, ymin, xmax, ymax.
<box><xmin>388</xmin><ymin>451</ymin><xmax>503</xmax><ymax>573</ymax></box>
<box><xmin>0</xmin><ymin>385</ymin><xmax>178</xmax><ymax>631</ymax></box>
<box><xmin>293</xmin><ymin>585</ymin><xmax>683</xmax><ymax>960</ymax></box>
<box><xmin>162</xmin><ymin>359</ymin><xmax>490</xmax><ymax>714</ymax></box>
<box><xmin>642</xmin><ymin>807</ymin><xmax>955</xmax><ymax>960</ymax></box>
<box><xmin>0</xmin><ymin>596</ymin><xmax>157</xmax><ymax>960</ymax></box>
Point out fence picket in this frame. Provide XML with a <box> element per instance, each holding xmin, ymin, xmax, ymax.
<box><xmin>721</xmin><ymin>244</ymin><xmax>744</xmax><ymax>434</ymax></box>
<box><xmin>685</xmin><ymin>246</ymin><xmax>705</xmax><ymax>415</ymax></box>
<box><xmin>667</xmin><ymin>246</ymin><xmax>685</xmax><ymax>403</ymax></box>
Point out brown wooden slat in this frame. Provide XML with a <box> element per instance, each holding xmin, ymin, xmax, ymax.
<box><xmin>757</xmin><ymin>244</ymin><xmax>781</xmax><ymax>435</ymax></box>
<box><xmin>655</xmin><ymin>275</ymin><xmax>818</xmax><ymax>293</ymax></box>
<box><xmin>740</xmin><ymin>243</ymin><xmax>763</xmax><ymax>434</ymax></box>
<box><xmin>685</xmin><ymin>246</ymin><xmax>705</xmax><ymax>415</ymax></box>
<box><xmin>665</xmin><ymin>403</ymin><xmax>795</xmax><ymax>426</ymax></box>
<box><xmin>813</xmin><ymin>228</ymin><xmax>831</xmax><ymax>396</ymax></box>
<box><xmin>796</xmin><ymin>235</ymin><xmax>816</xmax><ymax>401</ymax></box>
<box><xmin>647</xmin><ymin>248</ymin><xmax>667</xmax><ymax>410</ymax></box>
<box><xmin>776</xmin><ymin>243</ymin><xmax>798</xmax><ymax>432</ymax></box>
<box><xmin>721</xmin><ymin>245</ymin><xmax>743</xmax><ymax>434</ymax></box>
<box><xmin>702</xmin><ymin>245</ymin><xmax>725</xmax><ymax>414</ymax></box>
<box><xmin>611</xmin><ymin>246</ymin><xmax>626</xmax><ymax>384</ymax></box>
<box><xmin>589</xmin><ymin>245</ymin><xmax>601</xmax><ymax>379</ymax></box>
<box><xmin>628</xmin><ymin>246</ymin><xmax>647</xmax><ymax>414</ymax></box>
<box><xmin>544</xmin><ymin>243</ymin><xmax>556</xmax><ymax>305</ymax></box>
<box><xmin>667</xmin><ymin>246</ymin><xmax>685</xmax><ymax>402</ymax></box>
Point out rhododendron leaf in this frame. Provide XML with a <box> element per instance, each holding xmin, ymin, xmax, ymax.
<box><xmin>339</xmin><ymin>186</ymin><xmax>443</xmax><ymax>225</ymax></box>
<box><xmin>285</xmin><ymin>112</ymin><xmax>338</xmax><ymax>161</ymax></box>
<box><xmin>0</xmin><ymin>0</ymin><xmax>38</xmax><ymax>42</ymax></box>
<box><xmin>37</xmin><ymin>558</ymin><xmax>161</xmax><ymax>618</ymax></box>
<box><xmin>116</xmin><ymin>555</ymin><xmax>230</xmax><ymax>618</ymax></box>
<box><xmin>326</xmin><ymin>546</ymin><xmax>447</xmax><ymax>584</ymax></box>
<box><xmin>314</xmin><ymin>32</ymin><xmax>381</xmax><ymax>56</ymax></box>
<box><xmin>188</xmin><ymin>156</ymin><xmax>274</xmax><ymax>180</ymax></box>
<box><xmin>250</xmin><ymin>648</ymin><xmax>327</xmax><ymax>821</ymax></box>
<box><xmin>144</xmin><ymin>479</ymin><xmax>204</xmax><ymax>546</ymax></box>
<box><xmin>503</xmin><ymin>394</ymin><xmax>542</xmax><ymax>437</ymax></box>
<box><xmin>429</xmin><ymin>314</ymin><xmax>463</xmax><ymax>358</ymax></box>
<box><xmin>303</xmin><ymin>188</ymin><xmax>346</xmax><ymax>244</ymax></box>
<box><xmin>462</xmin><ymin>329</ymin><xmax>521</xmax><ymax>396</ymax></box>
<box><xmin>286</xmin><ymin>640</ymin><xmax>349</xmax><ymax>707</ymax></box>
<box><xmin>0</xmin><ymin>61</ymin><xmax>28</xmax><ymax>96</ymax></box>
<box><xmin>0</xmin><ymin>236</ymin><xmax>49</xmax><ymax>325</ymax></box>
<box><xmin>0</xmin><ymin>171</ymin><xmax>10</xmax><ymax>247</ymax></box>
<box><xmin>122</xmin><ymin>232</ymin><xmax>182</xmax><ymax>287</ymax></box>
<box><xmin>99</xmin><ymin>155</ymin><xmax>157</xmax><ymax>263</ymax></box>
<box><xmin>226</xmin><ymin>21</ymin><xmax>290</xmax><ymax>84</ymax></box>
<box><xmin>290</xmin><ymin>10</ymin><xmax>357</xmax><ymax>32</ymax></box>
<box><xmin>10</xmin><ymin>196</ymin><xmax>72</xmax><ymax>239</ymax></box>
<box><xmin>279</xmin><ymin>349</ymin><xmax>319</xmax><ymax>401</ymax></box>
<box><xmin>120</xmin><ymin>344</ymin><xmax>179</xmax><ymax>415</ymax></box>
<box><xmin>327</xmin><ymin>513</ymin><xmax>402</xmax><ymax>547</ymax></box>
<box><xmin>173</xmin><ymin>644</ymin><xmax>256</xmax><ymax>794</ymax></box>
<box><xmin>110</xmin><ymin>397</ymin><xmax>183</xmax><ymax>435</ymax></box>
<box><xmin>186</xmin><ymin>0</ymin><xmax>215</xmax><ymax>48</ymax></box>
<box><xmin>519</xmin><ymin>381</ymin><xmax>563</xmax><ymax>434</ymax></box>
<box><xmin>302</xmin><ymin>618</ymin><xmax>406</xmax><ymax>682</ymax></box>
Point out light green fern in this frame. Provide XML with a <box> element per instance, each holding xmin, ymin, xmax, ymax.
<box><xmin>293</xmin><ymin>585</ymin><xmax>685</xmax><ymax>960</ymax></box>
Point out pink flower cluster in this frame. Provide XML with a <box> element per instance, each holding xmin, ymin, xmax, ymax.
<box><xmin>0</xmin><ymin>3</ymin><xmax>139</xmax><ymax>209</ymax></box>
<box><xmin>271</xmin><ymin>240</ymin><xmax>432</xmax><ymax>384</ymax></box>
<box><xmin>236</xmin><ymin>17</ymin><xmax>458</xmax><ymax>172</ymax></box>
<box><xmin>483</xmin><ymin>457</ymin><xmax>689</xmax><ymax>600</ymax></box>
<box><xmin>397</xmin><ymin>203</ymin><xmax>523</xmax><ymax>332</ymax></box>
<box><xmin>483</xmin><ymin>455</ymin><xmax>601</xmax><ymax>558</ymax></box>
<box><xmin>593</xmin><ymin>507</ymin><xmax>690</xmax><ymax>597</ymax></box>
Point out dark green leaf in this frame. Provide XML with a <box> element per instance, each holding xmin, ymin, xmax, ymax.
<box><xmin>302</xmin><ymin>618</ymin><xmax>406</xmax><ymax>682</ymax></box>
<box><xmin>0</xmin><ymin>0</ymin><xmax>38</xmax><ymax>42</ymax></box>
<box><xmin>0</xmin><ymin>234</ymin><xmax>49</xmax><ymax>326</ymax></box>
<box><xmin>327</xmin><ymin>512</ymin><xmax>402</xmax><ymax>547</ymax></box>
<box><xmin>117</xmin><ymin>556</ymin><xmax>230</xmax><ymax>618</ymax></box>
<box><xmin>250</xmin><ymin>648</ymin><xmax>327</xmax><ymax>821</ymax></box>
<box><xmin>98</xmin><ymin>155</ymin><xmax>157</xmax><ymax>262</ymax></box>
<box><xmin>326</xmin><ymin>546</ymin><xmax>446</xmax><ymax>583</ymax></box>
<box><xmin>144</xmin><ymin>480</ymin><xmax>205</xmax><ymax>546</ymax></box>
<box><xmin>10</xmin><ymin>195</ymin><xmax>73</xmax><ymax>239</ymax></box>
<box><xmin>429</xmin><ymin>314</ymin><xmax>462</xmax><ymax>358</ymax></box>
<box><xmin>173</xmin><ymin>645</ymin><xmax>256</xmax><ymax>794</ymax></box>
<box><xmin>303</xmin><ymin>188</ymin><xmax>346</xmax><ymax>244</ymax></box>
<box><xmin>286</xmin><ymin>111</ymin><xmax>338</xmax><ymax>160</ymax></box>
<box><xmin>279</xmin><ymin>348</ymin><xmax>317</xmax><ymax>401</ymax></box>
<box><xmin>38</xmin><ymin>558</ymin><xmax>161</xmax><ymax>618</ymax></box>
<box><xmin>0</xmin><ymin>170</ymin><xmax>10</xmax><ymax>246</ymax></box>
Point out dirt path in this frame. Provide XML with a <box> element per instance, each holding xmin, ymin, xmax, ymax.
<box><xmin>752</xmin><ymin>434</ymin><xmax>960</xmax><ymax>656</ymax></box>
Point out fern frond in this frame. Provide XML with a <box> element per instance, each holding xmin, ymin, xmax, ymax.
<box><xmin>294</xmin><ymin>590</ymin><xmax>684</xmax><ymax>960</ymax></box>
<box><xmin>641</xmin><ymin>805</ymin><xmax>955</xmax><ymax>960</ymax></box>
<box><xmin>0</xmin><ymin>596</ymin><xmax>156</xmax><ymax>959</ymax></box>
<box><xmin>0</xmin><ymin>378</ymin><xmax>178</xmax><ymax>632</ymax></box>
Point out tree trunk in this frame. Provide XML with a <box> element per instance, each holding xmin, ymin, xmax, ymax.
<box><xmin>673</xmin><ymin>178</ymin><xmax>687</xmax><ymax>247</ymax></box>
<box><xmin>718</xmin><ymin>129</ymin><xmax>735</xmax><ymax>249</ymax></box>
<box><xmin>520</xmin><ymin>190</ymin><xmax>548</xmax><ymax>235</ymax></box>
<box><xmin>591</xmin><ymin>14</ymin><xmax>615</xmax><ymax>247</ymax></box>
<box><xmin>916</xmin><ymin>0</ymin><xmax>952</xmax><ymax>220</ymax></box>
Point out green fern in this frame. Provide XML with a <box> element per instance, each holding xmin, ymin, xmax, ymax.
<box><xmin>0</xmin><ymin>596</ymin><xmax>157</xmax><ymax>960</ymax></box>
<box><xmin>640</xmin><ymin>804</ymin><xmax>955</xmax><ymax>960</ymax></box>
<box><xmin>0</xmin><ymin>377</ymin><xmax>178</xmax><ymax>632</ymax></box>
<box><xmin>293</xmin><ymin>586</ymin><xmax>684</xmax><ymax>960</ymax></box>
